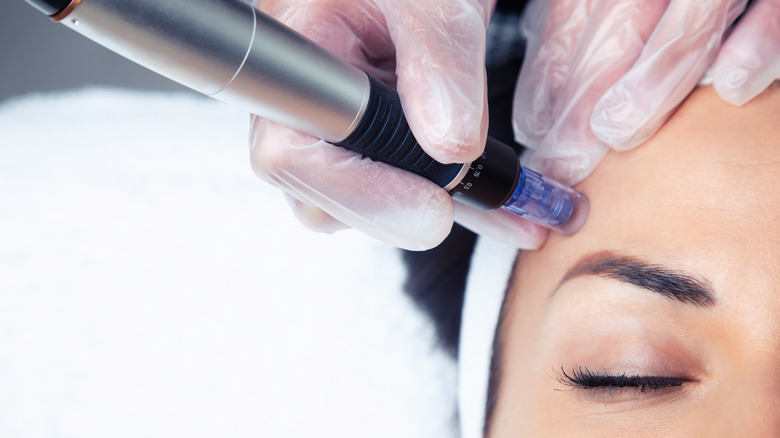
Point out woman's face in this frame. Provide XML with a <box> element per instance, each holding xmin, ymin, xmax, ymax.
<box><xmin>488</xmin><ymin>84</ymin><xmax>780</xmax><ymax>437</ymax></box>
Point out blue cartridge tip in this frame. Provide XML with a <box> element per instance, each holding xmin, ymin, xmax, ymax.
<box><xmin>502</xmin><ymin>166</ymin><xmax>589</xmax><ymax>236</ymax></box>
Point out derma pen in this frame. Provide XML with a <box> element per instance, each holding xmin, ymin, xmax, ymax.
<box><xmin>24</xmin><ymin>0</ymin><xmax>589</xmax><ymax>235</ymax></box>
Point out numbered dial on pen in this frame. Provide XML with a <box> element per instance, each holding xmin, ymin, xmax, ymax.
<box><xmin>449</xmin><ymin>139</ymin><xmax>521</xmax><ymax>210</ymax></box>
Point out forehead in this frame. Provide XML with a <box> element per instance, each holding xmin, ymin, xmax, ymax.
<box><xmin>530</xmin><ymin>86</ymin><xmax>780</xmax><ymax>294</ymax></box>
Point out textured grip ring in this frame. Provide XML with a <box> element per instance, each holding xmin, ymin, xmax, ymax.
<box><xmin>334</xmin><ymin>75</ymin><xmax>464</xmax><ymax>188</ymax></box>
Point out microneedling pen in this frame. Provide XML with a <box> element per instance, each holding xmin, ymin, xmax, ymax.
<box><xmin>24</xmin><ymin>0</ymin><xmax>589</xmax><ymax>235</ymax></box>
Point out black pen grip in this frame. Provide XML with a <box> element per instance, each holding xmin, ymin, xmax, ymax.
<box><xmin>334</xmin><ymin>75</ymin><xmax>464</xmax><ymax>188</ymax></box>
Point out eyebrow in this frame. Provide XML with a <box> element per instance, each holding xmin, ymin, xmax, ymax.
<box><xmin>555</xmin><ymin>251</ymin><xmax>716</xmax><ymax>307</ymax></box>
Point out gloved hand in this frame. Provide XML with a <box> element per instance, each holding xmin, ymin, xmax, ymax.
<box><xmin>513</xmin><ymin>0</ymin><xmax>779</xmax><ymax>186</ymax></box>
<box><xmin>711</xmin><ymin>0</ymin><xmax>780</xmax><ymax>106</ymax></box>
<box><xmin>249</xmin><ymin>0</ymin><xmax>546</xmax><ymax>250</ymax></box>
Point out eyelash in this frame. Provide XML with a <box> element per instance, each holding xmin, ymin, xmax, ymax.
<box><xmin>557</xmin><ymin>366</ymin><xmax>688</xmax><ymax>398</ymax></box>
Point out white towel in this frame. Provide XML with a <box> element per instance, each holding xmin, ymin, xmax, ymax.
<box><xmin>0</xmin><ymin>89</ymin><xmax>457</xmax><ymax>437</ymax></box>
<box><xmin>458</xmin><ymin>236</ymin><xmax>517</xmax><ymax>438</ymax></box>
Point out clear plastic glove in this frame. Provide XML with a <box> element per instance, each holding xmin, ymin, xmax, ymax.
<box><xmin>249</xmin><ymin>0</ymin><xmax>547</xmax><ymax>251</ymax></box>
<box><xmin>513</xmin><ymin>0</ymin><xmax>760</xmax><ymax>185</ymax></box>
<box><xmin>711</xmin><ymin>0</ymin><xmax>780</xmax><ymax>106</ymax></box>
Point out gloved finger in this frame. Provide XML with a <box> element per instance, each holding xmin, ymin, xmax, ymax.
<box><xmin>382</xmin><ymin>0</ymin><xmax>491</xmax><ymax>164</ymax></box>
<box><xmin>249</xmin><ymin>116</ymin><xmax>455</xmax><ymax>251</ymax></box>
<box><xmin>522</xmin><ymin>142</ymin><xmax>611</xmax><ymax>187</ymax></box>
<box><xmin>521</xmin><ymin>0</ymin><xmax>668</xmax><ymax>185</ymax></box>
<box><xmin>257</xmin><ymin>0</ymin><xmax>396</xmax><ymax>82</ymax></box>
<box><xmin>282</xmin><ymin>193</ymin><xmax>349</xmax><ymax>234</ymax></box>
<box><xmin>512</xmin><ymin>0</ymin><xmax>591</xmax><ymax>147</ymax></box>
<box><xmin>454</xmin><ymin>203</ymin><xmax>547</xmax><ymax>250</ymax></box>
<box><xmin>591</xmin><ymin>0</ymin><xmax>748</xmax><ymax>151</ymax></box>
<box><xmin>712</xmin><ymin>0</ymin><xmax>780</xmax><ymax>106</ymax></box>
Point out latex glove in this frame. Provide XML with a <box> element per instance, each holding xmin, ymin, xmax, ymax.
<box><xmin>249</xmin><ymin>0</ymin><xmax>547</xmax><ymax>250</ymax></box>
<box><xmin>249</xmin><ymin>111</ymin><xmax>546</xmax><ymax>250</ymax></box>
<box><xmin>513</xmin><ymin>0</ymin><xmax>751</xmax><ymax>185</ymax></box>
<box><xmin>711</xmin><ymin>0</ymin><xmax>780</xmax><ymax>106</ymax></box>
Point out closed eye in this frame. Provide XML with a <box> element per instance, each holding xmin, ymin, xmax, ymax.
<box><xmin>556</xmin><ymin>366</ymin><xmax>689</xmax><ymax>399</ymax></box>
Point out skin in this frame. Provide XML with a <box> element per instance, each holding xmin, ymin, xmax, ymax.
<box><xmin>489</xmin><ymin>83</ymin><xmax>780</xmax><ymax>437</ymax></box>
